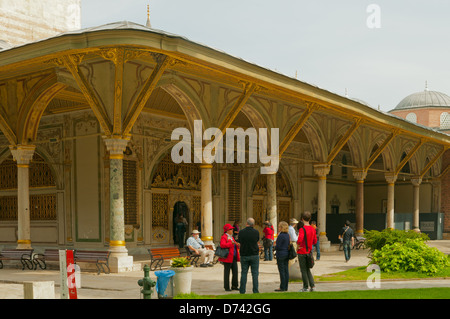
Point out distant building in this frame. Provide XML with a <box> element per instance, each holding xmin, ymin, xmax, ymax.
<box><xmin>389</xmin><ymin>86</ymin><xmax>450</xmax><ymax>134</ymax></box>
<box><xmin>0</xmin><ymin>0</ymin><xmax>81</xmax><ymax>46</ymax></box>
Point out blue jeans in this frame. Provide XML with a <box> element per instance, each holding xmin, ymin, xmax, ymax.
<box><xmin>313</xmin><ymin>240</ymin><xmax>320</xmax><ymax>260</ymax></box>
<box><xmin>343</xmin><ymin>241</ymin><xmax>352</xmax><ymax>261</ymax></box>
<box><xmin>264</xmin><ymin>245</ymin><xmax>273</xmax><ymax>261</ymax></box>
<box><xmin>276</xmin><ymin>256</ymin><xmax>289</xmax><ymax>291</ymax></box>
<box><xmin>240</xmin><ymin>255</ymin><xmax>259</xmax><ymax>294</ymax></box>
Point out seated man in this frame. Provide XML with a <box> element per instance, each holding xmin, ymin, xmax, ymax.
<box><xmin>186</xmin><ymin>230</ymin><xmax>214</xmax><ymax>267</ymax></box>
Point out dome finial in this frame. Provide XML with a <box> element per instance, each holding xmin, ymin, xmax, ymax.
<box><xmin>146</xmin><ymin>4</ymin><xmax>151</xmax><ymax>28</ymax></box>
<box><xmin>345</xmin><ymin>88</ymin><xmax>349</xmax><ymax>98</ymax></box>
<box><xmin>425</xmin><ymin>80</ymin><xmax>428</xmax><ymax>91</ymax></box>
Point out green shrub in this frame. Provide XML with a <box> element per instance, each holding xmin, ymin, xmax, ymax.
<box><xmin>370</xmin><ymin>238</ymin><xmax>449</xmax><ymax>275</ymax></box>
<box><xmin>364</xmin><ymin>228</ymin><xmax>429</xmax><ymax>252</ymax></box>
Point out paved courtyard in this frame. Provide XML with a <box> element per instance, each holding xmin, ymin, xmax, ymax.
<box><xmin>0</xmin><ymin>241</ymin><xmax>448</xmax><ymax>299</ymax></box>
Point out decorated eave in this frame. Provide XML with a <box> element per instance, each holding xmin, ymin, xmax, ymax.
<box><xmin>0</xmin><ymin>21</ymin><xmax>449</xmax><ymax>148</ymax></box>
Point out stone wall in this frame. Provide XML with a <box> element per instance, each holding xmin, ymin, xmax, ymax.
<box><xmin>0</xmin><ymin>0</ymin><xmax>81</xmax><ymax>46</ymax></box>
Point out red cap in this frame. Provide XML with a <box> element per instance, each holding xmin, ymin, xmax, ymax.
<box><xmin>223</xmin><ymin>224</ymin><xmax>234</xmax><ymax>232</ymax></box>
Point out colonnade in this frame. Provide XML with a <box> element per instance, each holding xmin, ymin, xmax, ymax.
<box><xmin>6</xmin><ymin>140</ymin><xmax>427</xmax><ymax>271</ymax></box>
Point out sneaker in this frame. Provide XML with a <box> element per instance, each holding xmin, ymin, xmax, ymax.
<box><xmin>207</xmin><ymin>263</ymin><xmax>213</xmax><ymax>267</ymax></box>
<box><xmin>310</xmin><ymin>287</ymin><xmax>316</xmax><ymax>292</ymax></box>
<box><xmin>200</xmin><ymin>263</ymin><xmax>208</xmax><ymax>267</ymax></box>
<box><xmin>299</xmin><ymin>288</ymin><xmax>309</xmax><ymax>292</ymax></box>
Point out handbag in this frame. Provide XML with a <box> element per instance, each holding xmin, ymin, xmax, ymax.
<box><xmin>215</xmin><ymin>246</ymin><xmax>229</xmax><ymax>258</ymax></box>
<box><xmin>302</xmin><ymin>227</ymin><xmax>315</xmax><ymax>268</ymax></box>
<box><xmin>288</xmin><ymin>243</ymin><xmax>297</xmax><ymax>260</ymax></box>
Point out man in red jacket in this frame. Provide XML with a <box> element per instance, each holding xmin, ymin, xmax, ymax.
<box><xmin>296</xmin><ymin>211</ymin><xmax>317</xmax><ymax>292</ymax></box>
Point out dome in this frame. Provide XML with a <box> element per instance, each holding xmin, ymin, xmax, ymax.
<box><xmin>394</xmin><ymin>90</ymin><xmax>450</xmax><ymax>110</ymax></box>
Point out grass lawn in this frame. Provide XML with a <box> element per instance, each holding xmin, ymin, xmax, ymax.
<box><xmin>315</xmin><ymin>265</ymin><xmax>450</xmax><ymax>282</ymax></box>
<box><xmin>175</xmin><ymin>287</ymin><xmax>450</xmax><ymax>299</ymax></box>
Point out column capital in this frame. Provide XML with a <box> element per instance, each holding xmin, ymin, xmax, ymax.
<box><xmin>9</xmin><ymin>145</ymin><xmax>36</xmax><ymax>165</ymax></box>
<box><xmin>103</xmin><ymin>136</ymin><xmax>129</xmax><ymax>159</ymax></box>
<box><xmin>384</xmin><ymin>172</ymin><xmax>398</xmax><ymax>185</ymax></box>
<box><xmin>313</xmin><ymin>163</ymin><xmax>330</xmax><ymax>178</ymax></box>
<box><xmin>411</xmin><ymin>176</ymin><xmax>422</xmax><ymax>187</ymax></box>
<box><xmin>352</xmin><ymin>168</ymin><xmax>367</xmax><ymax>182</ymax></box>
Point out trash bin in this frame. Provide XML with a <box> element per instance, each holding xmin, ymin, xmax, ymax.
<box><xmin>154</xmin><ymin>270</ymin><xmax>175</xmax><ymax>299</ymax></box>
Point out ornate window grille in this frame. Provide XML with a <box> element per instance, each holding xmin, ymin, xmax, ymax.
<box><xmin>0</xmin><ymin>154</ymin><xmax>56</xmax><ymax>221</ymax></box>
<box><xmin>123</xmin><ymin>159</ymin><xmax>138</xmax><ymax>226</ymax></box>
<box><xmin>228</xmin><ymin>170</ymin><xmax>241</xmax><ymax>221</ymax></box>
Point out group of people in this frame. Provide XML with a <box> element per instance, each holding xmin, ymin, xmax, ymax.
<box><xmin>216</xmin><ymin>211</ymin><xmax>318</xmax><ymax>294</ymax></box>
<box><xmin>184</xmin><ymin>213</ymin><xmax>357</xmax><ymax>294</ymax></box>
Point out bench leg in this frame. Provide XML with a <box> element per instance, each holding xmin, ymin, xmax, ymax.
<box><xmin>23</xmin><ymin>258</ymin><xmax>34</xmax><ymax>270</ymax></box>
<box><xmin>156</xmin><ymin>259</ymin><xmax>164</xmax><ymax>270</ymax></box>
<box><xmin>150</xmin><ymin>260</ymin><xmax>159</xmax><ymax>271</ymax></box>
<box><xmin>103</xmin><ymin>263</ymin><xmax>110</xmax><ymax>274</ymax></box>
<box><xmin>150</xmin><ymin>258</ymin><xmax>163</xmax><ymax>271</ymax></box>
<box><xmin>33</xmin><ymin>259</ymin><xmax>46</xmax><ymax>270</ymax></box>
<box><xmin>96</xmin><ymin>263</ymin><xmax>110</xmax><ymax>275</ymax></box>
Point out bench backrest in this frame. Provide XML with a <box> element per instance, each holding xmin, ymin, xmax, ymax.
<box><xmin>75</xmin><ymin>250</ymin><xmax>110</xmax><ymax>262</ymax></box>
<box><xmin>149</xmin><ymin>248</ymin><xmax>181</xmax><ymax>260</ymax></box>
<box><xmin>0</xmin><ymin>249</ymin><xmax>33</xmax><ymax>259</ymax></box>
<box><xmin>43</xmin><ymin>249</ymin><xmax>61</xmax><ymax>261</ymax></box>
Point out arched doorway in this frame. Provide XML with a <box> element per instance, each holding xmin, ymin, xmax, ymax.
<box><xmin>150</xmin><ymin>153</ymin><xmax>201</xmax><ymax>246</ymax></box>
<box><xmin>173</xmin><ymin>201</ymin><xmax>189</xmax><ymax>248</ymax></box>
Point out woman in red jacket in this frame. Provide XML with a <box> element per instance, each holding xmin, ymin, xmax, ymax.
<box><xmin>219</xmin><ymin>223</ymin><xmax>240</xmax><ymax>291</ymax></box>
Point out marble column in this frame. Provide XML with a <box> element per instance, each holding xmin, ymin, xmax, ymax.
<box><xmin>385</xmin><ymin>173</ymin><xmax>398</xmax><ymax>229</ymax></box>
<box><xmin>314</xmin><ymin>163</ymin><xmax>330</xmax><ymax>250</ymax></box>
<box><xmin>200</xmin><ymin>164</ymin><xmax>214</xmax><ymax>246</ymax></box>
<box><xmin>267</xmin><ymin>172</ymin><xmax>277</xmax><ymax>234</ymax></box>
<box><xmin>103</xmin><ymin>137</ymin><xmax>133</xmax><ymax>272</ymax></box>
<box><xmin>411</xmin><ymin>176</ymin><xmax>422</xmax><ymax>232</ymax></box>
<box><xmin>352</xmin><ymin>169</ymin><xmax>367</xmax><ymax>237</ymax></box>
<box><xmin>10</xmin><ymin>145</ymin><xmax>35</xmax><ymax>249</ymax></box>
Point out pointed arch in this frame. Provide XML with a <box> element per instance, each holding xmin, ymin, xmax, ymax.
<box><xmin>156</xmin><ymin>74</ymin><xmax>211</xmax><ymax>132</ymax></box>
<box><xmin>18</xmin><ymin>73</ymin><xmax>66</xmax><ymax>144</ymax></box>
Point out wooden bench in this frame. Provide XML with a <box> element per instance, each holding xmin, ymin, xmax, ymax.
<box><xmin>74</xmin><ymin>250</ymin><xmax>110</xmax><ymax>275</ymax></box>
<box><xmin>0</xmin><ymin>249</ymin><xmax>34</xmax><ymax>270</ymax></box>
<box><xmin>33</xmin><ymin>249</ymin><xmax>60</xmax><ymax>270</ymax></box>
<box><xmin>184</xmin><ymin>246</ymin><xmax>200</xmax><ymax>267</ymax></box>
<box><xmin>148</xmin><ymin>247</ymin><xmax>181</xmax><ymax>271</ymax></box>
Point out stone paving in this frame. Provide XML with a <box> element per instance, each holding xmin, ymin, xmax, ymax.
<box><xmin>0</xmin><ymin>241</ymin><xmax>448</xmax><ymax>299</ymax></box>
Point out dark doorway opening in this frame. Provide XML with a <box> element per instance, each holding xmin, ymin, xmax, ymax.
<box><xmin>173</xmin><ymin>201</ymin><xmax>189</xmax><ymax>248</ymax></box>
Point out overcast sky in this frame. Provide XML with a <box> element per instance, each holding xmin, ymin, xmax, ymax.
<box><xmin>81</xmin><ymin>0</ymin><xmax>450</xmax><ymax>112</ymax></box>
